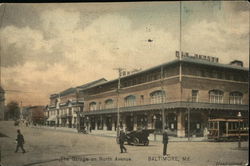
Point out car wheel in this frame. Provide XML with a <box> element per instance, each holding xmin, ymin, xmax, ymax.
<box><xmin>133</xmin><ymin>138</ymin><xmax>139</xmax><ymax>146</ymax></box>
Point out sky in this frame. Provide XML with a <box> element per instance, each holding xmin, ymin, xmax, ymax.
<box><xmin>0</xmin><ymin>1</ymin><xmax>249</xmax><ymax>106</ymax></box>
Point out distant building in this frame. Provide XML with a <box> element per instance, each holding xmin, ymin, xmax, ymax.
<box><xmin>46</xmin><ymin>78</ymin><xmax>107</xmax><ymax>128</ymax></box>
<box><xmin>0</xmin><ymin>86</ymin><xmax>5</xmax><ymax>120</ymax></box>
<box><xmin>24</xmin><ymin>106</ymin><xmax>45</xmax><ymax>125</ymax></box>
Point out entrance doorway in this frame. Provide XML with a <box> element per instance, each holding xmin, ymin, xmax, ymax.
<box><xmin>185</xmin><ymin>112</ymin><xmax>204</xmax><ymax>137</ymax></box>
<box><xmin>125</xmin><ymin>116</ymin><xmax>134</xmax><ymax>131</ymax></box>
<box><xmin>106</xmin><ymin>117</ymin><xmax>112</xmax><ymax>130</ymax></box>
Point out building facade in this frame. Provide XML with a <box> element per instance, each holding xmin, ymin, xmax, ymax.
<box><xmin>23</xmin><ymin>106</ymin><xmax>45</xmax><ymax>125</ymax></box>
<box><xmin>45</xmin><ymin>78</ymin><xmax>107</xmax><ymax>128</ymax></box>
<box><xmin>80</xmin><ymin>52</ymin><xmax>248</xmax><ymax>137</ymax></box>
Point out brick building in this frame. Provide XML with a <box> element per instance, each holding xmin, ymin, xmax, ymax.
<box><xmin>80</xmin><ymin>52</ymin><xmax>248</xmax><ymax>137</ymax></box>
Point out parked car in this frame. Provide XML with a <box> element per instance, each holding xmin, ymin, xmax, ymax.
<box><xmin>14</xmin><ymin>120</ymin><xmax>19</xmax><ymax>126</ymax></box>
<box><xmin>78</xmin><ymin>126</ymin><xmax>88</xmax><ymax>134</ymax></box>
<box><xmin>125</xmin><ymin>129</ymin><xmax>154</xmax><ymax>146</ymax></box>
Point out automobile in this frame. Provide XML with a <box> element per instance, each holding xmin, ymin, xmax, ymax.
<box><xmin>14</xmin><ymin>120</ymin><xmax>19</xmax><ymax>126</ymax></box>
<box><xmin>124</xmin><ymin>129</ymin><xmax>154</xmax><ymax>146</ymax></box>
<box><xmin>78</xmin><ymin>126</ymin><xmax>88</xmax><ymax>134</ymax></box>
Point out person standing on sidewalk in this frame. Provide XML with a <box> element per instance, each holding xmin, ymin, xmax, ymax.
<box><xmin>119</xmin><ymin>130</ymin><xmax>127</xmax><ymax>153</ymax></box>
<box><xmin>162</xmin><ymin>130</ymin><xmax>169</xmax><ymax>156</ymax></box>
<box><xmin>15</xmin><ymin>129</ymin><xmax>26</xmax><ymax>153</ymax></box>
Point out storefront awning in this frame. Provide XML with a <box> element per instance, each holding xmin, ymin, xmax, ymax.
<box><xmin>82</xmin><ymin>102</ymin><xmax>249</xmax><ymax>115</ymax></box>
<box><xmin>47</xmin><ymin>115</ymin><xmax>57</xmax><ymax>121</ymax></box>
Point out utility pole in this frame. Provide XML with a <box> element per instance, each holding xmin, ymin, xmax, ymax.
<box><xmin>161</xmin><ymin>65</ymin><xmax>165</xmax><ymax>133</ymax></box>
<box><xmin>114</xmin><ymin>67</ymin><xmax>125</xmax><ymax>143</ymax></box>
<box><xmin>20</xmin><ymin>101</ymin><xmax>23</xmax><ymax>121</ymax></box>
<box><xmin>187</xmin><ymin>96</ymin><xmax>191</xmax><ymax>141</ymax></box>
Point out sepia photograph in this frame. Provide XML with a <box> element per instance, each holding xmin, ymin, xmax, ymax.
<box><xmin>0</xmin><ymin>1</ymin><xmax>249</xmax><ymax>166</ymax></box>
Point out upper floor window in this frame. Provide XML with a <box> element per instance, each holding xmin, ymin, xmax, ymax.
<box><xmin>105</xmin><ymin>99</ymin><xmax>114</xmax><ymax>109</ymax></box>
<box><xmin>209</xmin><ymin>90</ymin><xmax>223</xmax><ymax>103</ymax></box>
<box><xmin>191</xmin><ymin>90</ymin><xmax>199</xmax><ymax>102</ymax></box>
<box><xmin>229</xmin><ymin>92</ymin><xmax>243</xmax><ymax>104</ymax></box>
<box><xmin>89</xmin><ymin>102</ymin><xmax>97</xmax><ymax>111</ymax></box>
<box><xmin>124</xmin><ymin>95</ymin><xmax>136</xmax><ymax>107</ymax></box>
<box><xmin>150</xmin><ymin>90</ymin><xmax>166</xmax><ymax>104</ymax></box>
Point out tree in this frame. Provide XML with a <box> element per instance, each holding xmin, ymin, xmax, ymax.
<box><xmin>6</xmin><ymin>101</ymin><xmax>20</xmax><ymax>120</ymax></box>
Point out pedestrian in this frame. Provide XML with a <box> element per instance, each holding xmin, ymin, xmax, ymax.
<box><xmin>15</xmin><ymin>129</ymin><xmax>26</xmax><ymax>153</ymax></box>
<box><xmin>119</xmin><ymin>130</ymin><xmax>127</xmax><ymax>153</ymax></box>
<box><xmin>162</xmin><ymin>130</ymin><xmax>169</xmax><ymax>156</ymax></box>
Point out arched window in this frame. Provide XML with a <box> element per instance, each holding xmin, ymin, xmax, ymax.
<box><xmin>105</xmin><ymin>99</ymin><xmax>114</xmax><ymax>109</ymax></box>
<box><xmin>124</xmin><ymin>95</ymin><xmax>136</xmax><ymax>107</ymax></box>
<box><xmin>209</xmin><ymin>90</ymin><xmax>223</xmax><ymax>103</ymax></box>
<box><xmin>229</xmin><ymin>92</ymin><xmax>243</xmax><ymax>104</ymax></box>
<box><xmin>89</xmin><ymin>102</ymin><xmax>97</xmax><ymax>111</ymax></box>
<box><xmin>150</xmin><ymin>90</ymin><xmax>166</xmax><ymax>104</ymax></box>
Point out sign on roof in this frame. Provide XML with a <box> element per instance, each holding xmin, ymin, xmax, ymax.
<box><xmin>176</xmin><ymin>51</ymin><xmax>219</xmax><ymax>63</ymax></box>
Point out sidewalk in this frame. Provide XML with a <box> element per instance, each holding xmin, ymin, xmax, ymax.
<box><xmin>31</xmin><ymin>126</ymin><xmax>208</xmax><ymax>142</ymax></box>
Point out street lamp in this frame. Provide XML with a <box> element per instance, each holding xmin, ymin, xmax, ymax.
<box><xmin>237</xmin><ymin>112</ymin><xmax>242</xmax><ymax>148</ymax></box>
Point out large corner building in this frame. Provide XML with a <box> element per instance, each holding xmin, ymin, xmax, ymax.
<box><xmin>46</xmin><ymin>52</ymin><xmax>249</xmax><ymax>137</ymax></box>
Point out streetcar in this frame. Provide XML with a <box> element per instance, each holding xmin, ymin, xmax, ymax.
<box><xmin>207</xmin><ymin>118</ymin><xmax>249</xmax><ymax>141</ymax></box>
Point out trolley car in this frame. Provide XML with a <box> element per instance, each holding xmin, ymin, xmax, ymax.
<box><xmin>207</xmin><ymin>118</ymin><xmax>248</xmax><ymax>141</ymax></box>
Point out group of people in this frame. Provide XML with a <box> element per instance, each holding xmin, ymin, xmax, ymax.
<box><xmin>15</xmin><ymin>128</ymin><xmax>169</xmax><ymax>155</ymax></box>
<box><xmin>118</xmin><ymin>129</ymin><xmax>169</xmax><ymax>155</ymax></box>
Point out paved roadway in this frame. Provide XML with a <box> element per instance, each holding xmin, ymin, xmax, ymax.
<box><xmin>0</xmin><ymin>121</ymin><xmax>248</xmax><ymax>166</ymax></box>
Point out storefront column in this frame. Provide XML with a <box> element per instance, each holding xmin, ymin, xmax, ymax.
<box><xmin>59</xmin><ymin>118</ymin><xmax>61</xmax><ymax>127</ymax></box>
<box><xmin>177</xmin><ymin>110</ymin><xmax>185</xmax><ymax>137</ymax></box>
<box><xmin>103</xmin><ymin>117</ymin><xmax>107</xmax><ymax>130</ymax></box>
<box><xmin>121</xmin><ymin>116</ymin><xmax>126</xmax><ymax>130</ymax></box>
<box><xmin>111</xmin><ymin>116</ymin><xmax>115</xmax><ymax>131</ymax></box>
<box><xmin>147</xmin><ymin>113</ymin><xmax>152</xmax><ymax>129</ymax></box>
<box><xmin>133</xmin><ymin>115</ymin><xmax>137</xmax><ymax>130</ymax></box>
<box><xmin>95</xmin><ymin>117</ymin><xmax>98</xmax><ymax>130</ymax></box>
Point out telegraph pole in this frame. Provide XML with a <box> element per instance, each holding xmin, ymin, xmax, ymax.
<box><xmin>161</xmin><ymin>65</ymin><xmax>165</xmax><ymax>133</ymax></box>
<box><xmin>114</xmin><ymin>67</ymin><xmax>125</xmax><ymax>143</ymax></box>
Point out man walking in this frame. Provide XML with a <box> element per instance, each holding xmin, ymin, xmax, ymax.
<box><xmin>119</xmin><ymin>130</ymin><xmax>127</xmax><ymax>153</ymax></box>
<box><xmin>162</xmin><ymin>130</ymin><xmax>169</xmax><ymax>156</ymax></box>
<box><xmin>15</xmin><ymin>129</ymin><xmax>26</xmax><ymax>153</ymax></box>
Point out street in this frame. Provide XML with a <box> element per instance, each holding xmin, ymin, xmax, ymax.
<box><xmin>0</xmin><ymin>121</ymin><xmax>248</xmax><ymax>166</ymax></box>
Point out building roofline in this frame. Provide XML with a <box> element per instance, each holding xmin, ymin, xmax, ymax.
<box><xmin>50</xmin><ymin>78</ymin><xmax>108</xmax><ymax>97</ymax></box>
<box><xmin>181</xmin><ymin>57</ymin><xmax>249</xmax><ymax>71</ymax></box>
<box><xmin>82</xmin><ymin>57</ymin><xmax>248</xmax><ymax>91</ymax></box>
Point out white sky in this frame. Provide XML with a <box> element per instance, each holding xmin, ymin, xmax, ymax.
<box><xmin>0</xmin><ymin>1</ymin><xmax>249</xmax><ymax>106</ymax></box>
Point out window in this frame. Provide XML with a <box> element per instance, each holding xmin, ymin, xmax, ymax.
<box><xmin>191</xmin><ymin>90</ymin><xmax>199</xmax><ymax>102</ymax></box>
<box><xmin>105</xmin><ymin>99</ymin><xmax>114</xmax><ymax>109</ymax></box>
<box><xmin>229</xmin><ymin>92</ymin><xmax>243</xmax><ymax>104</ymax></box>
<box><xmin>140</xmin><ymin>95</ymin><xmax>144</xmax><ymax>105</ymax></box>
<box><xmin>150</xmin><ymin>90</ymin><xmax>166</xmax><ymax>104</ymax></box>
<box><xmin>209</xmin><ymin>90</ymin><xmax>223</xmax><ymax>103</ymax></box>
<box><xmin>89</xmin><ymin>102</ymin><xmax>97</xmax><ymax>111</ymax></box>
<box><xmin>124</xmin><ymin>95</ymin><xmax>136</xmax><ymax>107</ymax></box>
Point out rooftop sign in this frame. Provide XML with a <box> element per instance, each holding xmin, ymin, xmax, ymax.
<box><xmin>176</xmin><ymin>51</ymin><xmax>219</xmax><ymax>63</ymax></box>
